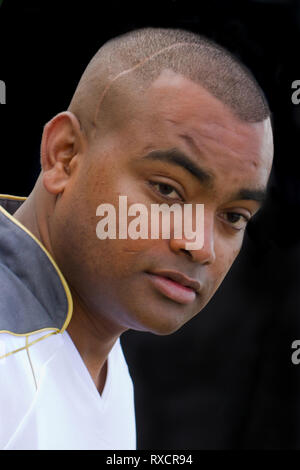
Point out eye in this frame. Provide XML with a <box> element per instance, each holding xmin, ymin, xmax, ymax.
<box><xmin>221</xmin><ymin>212</ymin><xmax>250</xmax><ymax>231</ymax></box>
<box><xmin>149</xmin><ymin>181</ymin><xmax>183</xmax><ymax>201</ymax></box>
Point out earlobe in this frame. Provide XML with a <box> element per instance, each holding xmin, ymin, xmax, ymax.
<box><xmin>42</xmin><ymin>164</ymin><xmax>69</xmax><ymax>195</ymax></box>
<box><xmin>40</xmin><ymin>111</ymin><xmax>83</xmax><ymax>195</ymax></box>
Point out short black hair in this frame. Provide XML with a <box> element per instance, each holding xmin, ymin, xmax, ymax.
<box><xmin>69</xmin><ymin>27</ymin><xmax>270</xmax><ymax>136</ymax></box>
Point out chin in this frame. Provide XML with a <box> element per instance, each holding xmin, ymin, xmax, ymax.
<box><xmin>134</xmin><ymin>321</ymin><xmax>184</xmax><ymax>336</ymax></box>
<box><xmin>148</xmin><ymin>322</ymin><xmax>185</xmax><ymax>336</ymax></box>
<box><xmin>130</xmin><ymin>300</ymin><xmax>197</xmax><ymax>336</ymax></box>
<box><xmin>120</xmin><ymin>276</ymin><xmax>204</xmax><ymax>335</ymax></box>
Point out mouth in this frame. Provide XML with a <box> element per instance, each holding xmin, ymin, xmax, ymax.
<box><xmin>145</xmin><ymin>269</ymin><xmax>201</xmax><ymax>305</ymax></box>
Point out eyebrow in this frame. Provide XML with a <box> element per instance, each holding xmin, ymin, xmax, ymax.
<box><xmin>232</xmin><ymin>188</ymin><xmax>267</xmax><ymax>204</ymax></box>
<box><xmin>141</xmin><ymin>148</ymin><xmax>267</xmax><ymax>205</ymax></box>
<box><xmin>141</xmin><ymin>148</ymin><xmax>214</xmax><ymax>187</ymax></box>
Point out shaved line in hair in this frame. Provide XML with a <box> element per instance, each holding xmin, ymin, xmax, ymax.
<box><xmin>92</xmin><ymin>42</ymin><xmax>199</xmax><ymax>129</ymax></box>
<box><xmin>68</xmin><ymin>28</ymin><xmax>271</xmax><ymax>144</ymax></box>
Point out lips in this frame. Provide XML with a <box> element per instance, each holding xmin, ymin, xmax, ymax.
<box><xmin>145</xmin><ymin>269</ymin><xmax>201</xmax><ymax>305</ymax></box>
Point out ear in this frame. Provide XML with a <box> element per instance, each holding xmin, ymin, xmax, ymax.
<box><xmin>41</xmin><ymin>111</ymin><xmax>86</xmax><ymax>195</ymax></box>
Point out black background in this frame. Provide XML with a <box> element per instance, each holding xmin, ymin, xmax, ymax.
<box><xmin>1</xmin><ymin>0</ymin><xmax>300</xmax><ymax>449</ymax></box>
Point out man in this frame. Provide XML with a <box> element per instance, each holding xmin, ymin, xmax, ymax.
<box><xmin>0</xmin><ymin>27</ymin><xmax>273</xmax><ymax>449</ymax></box>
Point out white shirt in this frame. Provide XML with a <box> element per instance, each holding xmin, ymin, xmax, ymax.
<box><xmin>0</xmin><ymin>195</ymin><xmax>136</xmax><ymax>450</ymax></box>
<box><xmin>0</xmin><ymin>330</ymin><xmax>136</xmax><ymax>450</ymax></box>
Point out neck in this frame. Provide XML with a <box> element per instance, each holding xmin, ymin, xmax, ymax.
<box><xmin>13</xmin><ymin>183</ymin><xmax>121</xmax><ymax>395</ymax></box>
<box><xmin>66</xmin><ymin>287</ymin><xmax>121</xmax><ymax>394</ymax></box>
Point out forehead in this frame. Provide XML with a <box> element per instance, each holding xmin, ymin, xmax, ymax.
<box><xmin>129</xmin><ymin>70</ymin><xmax>274</xmax><ymax>189</ymax></box>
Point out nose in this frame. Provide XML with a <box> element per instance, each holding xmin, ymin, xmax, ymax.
<box><xmin>169</xmin><ymin>209</ymin><xmax>216</xmax><ymax>265</ymax></box>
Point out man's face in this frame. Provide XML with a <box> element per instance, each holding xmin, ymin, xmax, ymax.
<box><xmin>51</xmin><ymin>71</ymin><xmax>273</xmax><ymax>335</ymax></box>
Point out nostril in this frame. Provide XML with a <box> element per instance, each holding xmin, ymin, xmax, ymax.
<box><xmin>180</xmin><ymin>248</ymin><xmax>193</xmax><ymax>258</ymax></box>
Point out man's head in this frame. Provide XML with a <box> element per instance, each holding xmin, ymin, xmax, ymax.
<box><xmin>35</xmin><ymin>28</ymin><xmax>273</xmax><ymax>335</ymax></box>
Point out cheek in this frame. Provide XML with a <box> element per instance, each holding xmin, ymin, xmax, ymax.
<box><xmin>62</xmin><ymin>171</ymin><xmax>159</xmax><ymax>278</ymax></box>
<box><xmin>212</xmin><ymin>241</ymin><xmax>242</xmax><ymax>287</ymax></box>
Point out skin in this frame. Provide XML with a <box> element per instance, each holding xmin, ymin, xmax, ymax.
<box><xmin>14</xmin><ymin>69</ymin><xmax>274</xmax><ymax>394</ymax></box>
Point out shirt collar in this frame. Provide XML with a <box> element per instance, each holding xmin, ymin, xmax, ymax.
<box><xmin>0</xmin><ymin>194</ymin><xmax>73</xmax><ymax>336</ymax></box>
